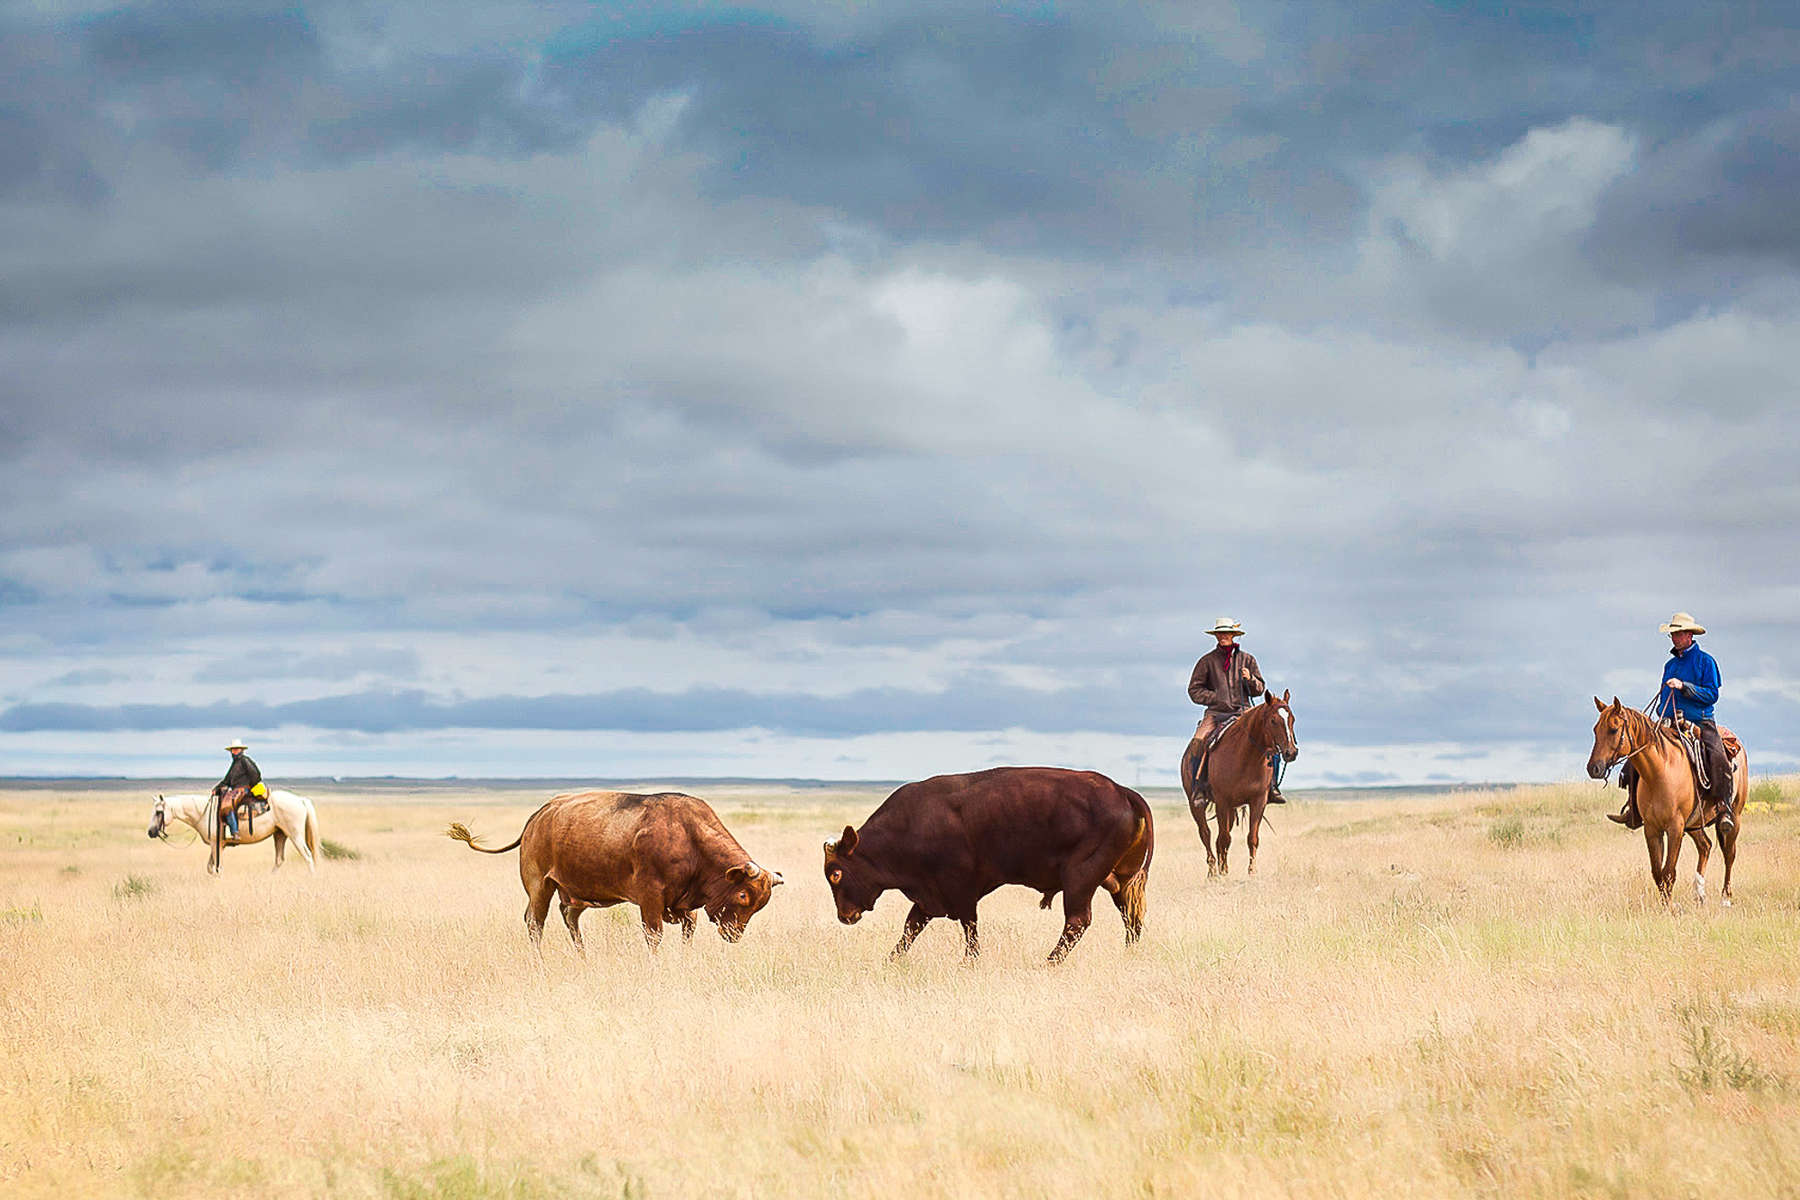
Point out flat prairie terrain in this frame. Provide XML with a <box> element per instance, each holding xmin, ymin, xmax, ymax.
<box><xmin>2</xmin><ymin>778</ymin><xmax>1799</xmax><ymax>1199</ymax></box>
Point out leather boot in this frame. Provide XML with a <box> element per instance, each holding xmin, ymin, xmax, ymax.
<box><xmin>1606</xmin><ymin>786</ymin><xmax>1642</xmax><ymax>829</ymax></box>
<box><xmin>1267</xmin><ymin>785</ymin><xmax>1287</xmax><ymax>805</ymax></box>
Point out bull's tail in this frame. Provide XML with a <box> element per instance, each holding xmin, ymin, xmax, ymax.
<box><xmin>1115</xmin><ymin>786</ymin><xmax>1155</xmax><ymax>944</ymax></box>
<box><xmin>445</xmin><ymin>822</ymin><xmax>524</xmax><ymax>854</ymax></box>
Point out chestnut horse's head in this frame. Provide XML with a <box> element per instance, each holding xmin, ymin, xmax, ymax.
<box><xmin>1261</xmin><ymin>689</ymin><xmax>1299</xmax><ymax>763</ymax></box>
<box><xmin>1587</xmin><ymin>696</ymin><xmax>1633</xmax><ymax>779</ymax></box>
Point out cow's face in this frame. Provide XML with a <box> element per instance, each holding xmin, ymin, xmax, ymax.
<box><xmin>822</xmin><ymin>825</ymin><xmax>880</xmax><ymax>924</ymax></box>
<box><xmin>711</xmin><ymin>862</ymin><xmax>782</xmax><ymax>942</ymax></box>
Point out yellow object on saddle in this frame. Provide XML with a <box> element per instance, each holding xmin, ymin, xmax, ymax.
<box><xmin>250</xmin><ymin>782</ymin><xmax>269</xmax><ymax>799</ymax></box>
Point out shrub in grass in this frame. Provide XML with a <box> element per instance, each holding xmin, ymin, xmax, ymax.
<box><xmin>1749</xmin><ymin>778</ymin><xmax>1784</xmax><ymax>808</ymax></box>
<box><xmin>320</xmin><ymin>838</ymin><xmax>361</xmax><ymax>861</ymax></box>
<box><xmin>2</xmin><ymin>902</ymin><xmax>43</xmax><ymax>924</ymax></box>
<box><xmin>112</xmin><ymin>874</ymin><xmax>157</xmax><ymax>901</ymax></box>
<box><xmin>1487</xmin><ymin>816</ymin><xmax>1525</xmax><ymax>847</ymax></box>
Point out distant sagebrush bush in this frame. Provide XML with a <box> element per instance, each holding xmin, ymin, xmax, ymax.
<box><xmin>112</xmin><ymin>874</ymin><xmax>157</xmax><ymax>901</ymax></box>
<box><xmin>1487</xmin><ymin>815</ymin><xmax>1526</xmax><ymax>848</ymax></box>
<box><xmin>320</xmin><ymin>838</ymin><xmax>361</xmax><ymax>861</ymax></box>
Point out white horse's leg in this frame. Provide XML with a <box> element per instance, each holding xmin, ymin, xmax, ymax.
<box><xmin>1694</xmin><ymin>870</ymin><xmax>1706</xmax><ymax>905</ymax></box>
<box><xmin>273</xmin><ymin>828</ymin><xmax>287</xmax><ymax>872</ymax></box>
<box><xmin>293</xmin><ymin>806</ymin><xmax>317</xmax><ymax>872</ymax></box>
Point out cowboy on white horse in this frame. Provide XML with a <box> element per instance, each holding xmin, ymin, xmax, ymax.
<box><xmin>212</xmin><ymin>736</ymin><xmax>268</xmax><ymax>840</ymax></box>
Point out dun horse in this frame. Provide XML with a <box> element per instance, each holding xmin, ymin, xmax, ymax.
<box><xmin>1179</xmin><ymin>690</ymin><xmax>1298</xmax><ymax>875</ymax></box>
<box><xmin>1587</xmin><ymin>697</ymin><xmax>1747</xmax><ymax>905</ymax></box>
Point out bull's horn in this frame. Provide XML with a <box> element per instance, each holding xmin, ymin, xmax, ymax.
<box><xmin>772</xmin><ymin>871</ymin><xmax>785</xmax><ymax>886</ymax></box>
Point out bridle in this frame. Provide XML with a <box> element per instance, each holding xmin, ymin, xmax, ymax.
<box><xmin>1596</xmin><ymin>703</ymin><xmax>1671</xmax><ymax>780</ymax></box>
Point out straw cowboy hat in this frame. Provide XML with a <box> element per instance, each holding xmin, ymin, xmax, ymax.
<box><xmin>225</xmin><ymin>736</ymin><xmax>250</xmax><ymax>751</ymax></box>
<box><xmin>1207</xmin><ymin>617</ymin><xmax>1246</xmax><ymax>637</ymax></box>
<box><xmin>1658</xmin><ymin>612</ymin><xmax>1707</xmax><ymax>636</ymax></box>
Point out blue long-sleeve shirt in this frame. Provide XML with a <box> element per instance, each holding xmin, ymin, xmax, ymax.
<box><xmin>1658</xmin><ymin>642</ymin><xmax>1720</xmax><ymax>722</ymax></box>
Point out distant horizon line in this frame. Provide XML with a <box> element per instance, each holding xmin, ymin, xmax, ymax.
<box><xmin>0</xmin><ymin>773</ymin><xmax>1529</xmax><ymax>794</ymax></box>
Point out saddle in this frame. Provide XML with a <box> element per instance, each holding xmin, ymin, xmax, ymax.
<box><xmin>217</xmin><ymin>785</ymin><xmax>271</xmax><ymax>837</ymax></box>
<box><xmin>1671</xmin><ymin>719</ymin><xmax>1740</xmax><ymax>831</ymax></box>
<box><xmin>1199</xmin><ymin>714</ymin><xmax>1239</xmax><ymax>752</ymax></box>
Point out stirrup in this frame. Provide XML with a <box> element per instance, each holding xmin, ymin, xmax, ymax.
<box><xmin>1266</xmin><ymin>787</ymin><xmax>1287</xmax><ymax>805</ymax></box>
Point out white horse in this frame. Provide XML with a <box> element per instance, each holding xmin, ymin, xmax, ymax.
<box><xmin>147</xmin><ymin>791</ymin><xmax>320</xmax><ymax>874</ymax></box>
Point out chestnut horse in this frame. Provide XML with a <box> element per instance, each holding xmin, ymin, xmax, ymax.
<box><xmin>1179</xmin><ymin>690</ymin><xmax>1298</xmax><ymax>876</ymax></box>
<box><xmin>1586</xmin><ymin>697</ymin><xmax>1747</xmax><ymax>905</ymax></box>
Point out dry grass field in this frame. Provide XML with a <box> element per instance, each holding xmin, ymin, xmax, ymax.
<box><xmin>3</xmin><ymin>777</ymin><xmax>1800</xmax><ymax>1199</ymax></box>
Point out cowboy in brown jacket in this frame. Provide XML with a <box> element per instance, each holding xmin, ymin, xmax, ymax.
<box><xmin>1188</xmin><ymin>617</ymin><xmax>1285</xmax><ymax>804</ymax></box>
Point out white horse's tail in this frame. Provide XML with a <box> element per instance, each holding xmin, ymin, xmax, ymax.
<box><xmin>305</xmin><ymin>803</ymin><xmax>320</xmax><ymax>865</ymax></box>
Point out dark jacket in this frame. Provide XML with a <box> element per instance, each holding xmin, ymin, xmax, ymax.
<box><xmin>218</xmin><ymin>753</ymin><xmax>261</xmax><ymax>793</ymax></box>
<box><xmin>1188</xmin><ymin>645</ymin><xmax>1266</xmax><ymax>716</ymax></box>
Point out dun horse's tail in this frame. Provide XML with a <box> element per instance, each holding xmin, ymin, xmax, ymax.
<box><xmin>445</xmin><ymin>822</ymin><xmax>525</xmax><ymax>854</ymax></box>
<box><xmin>1115</xmin><ymin>785</ymin><xmax>1155</xmax><ymax>944</ymax></box>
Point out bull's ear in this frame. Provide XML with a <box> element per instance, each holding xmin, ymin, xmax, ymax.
<box><xmin>1594</xmin><ymin>696</ymin><xmax>1605</xmax><ymax>713</ymax></box>
<box><xmin>839</xmin><ymin>825</ymin><xmax>858</xmax><ymax>855</ymax></box>
<box><xmin>726</xmin><ymin>864</ymin><xmax>750</xmax><ymax>884</ymax></box>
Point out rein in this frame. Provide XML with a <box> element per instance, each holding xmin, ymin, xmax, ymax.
<box><xmin>1602</xmin><ymin>700</ymin><xmax>1677</xmax><ymax>780</ymax></box>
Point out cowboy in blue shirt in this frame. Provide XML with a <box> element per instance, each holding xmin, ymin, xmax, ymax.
<box><xmin>1608</xmin><ymin>613</ymin><xmax>1734</xmax><ymax>831</ymax></box>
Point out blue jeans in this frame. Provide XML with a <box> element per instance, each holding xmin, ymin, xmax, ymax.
<box><xmin>222</xmin><ymin>807</ymin><xmax>239</xmax><ymax>837</ymax></box>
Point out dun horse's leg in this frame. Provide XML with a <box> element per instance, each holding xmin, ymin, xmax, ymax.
<box><xmin>892</xmin><ymin>903</ymin><xmax>933</xmax><ymax>959</ymax></box>
<box><xmin>1687</xmin><ymin>827</ymin><xmax>1712</xmax><ymax>905</ymax></box>
<box><xmin>1659</xmin><ymin>825</ymin><xmax>1684</xmax><ymax>902</ymax></box>
<box><xmin>1720</xmin><ymin>813</ymin><xmax>1739</xmax><ymax>907</ymax></box>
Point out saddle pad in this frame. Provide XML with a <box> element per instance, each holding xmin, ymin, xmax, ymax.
<box><xmin>1204</xmin><ymin>715</ymin><xmax>1239</xmax><ymax>751</ymax></box>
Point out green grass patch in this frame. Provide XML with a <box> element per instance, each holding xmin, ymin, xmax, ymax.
<box><xmin>1</xmin><ymin>901</ymin><xmax>43</xmax><ymax>924</ymax></box>
<box><xmin>1487</xmin><ymin>816</ymin><xmax>1525</xmax><ymax>848</ymax></box>
<box><xmin>112</xmin><ymin>873</ymin><xmax>157</xmax><ymax>901</ymax></box>
<box><xmin>1749</xmin><ymin>778</ymin><xmax>1786</xmax><ymax>808</ymax></box>
<box><xmin>321</xmin><ymin>838</ymin><xmax>362</xmax><ymax>861</ymax></box>
<box><xmin>377</xmin><ymin>1155</ymin><xmax>644</xmax><ymax>1200</ymax></box>
<box><xmin>1677</xmin><ymin>1003</ymin><xmax>1786</xmax><ymax>1093</ymax></box>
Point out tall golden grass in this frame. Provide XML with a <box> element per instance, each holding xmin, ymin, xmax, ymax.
<box><xmin>2</xmin><ymin>778</ymin><xmax>1799</xmax><ymax>1198</ymax></box>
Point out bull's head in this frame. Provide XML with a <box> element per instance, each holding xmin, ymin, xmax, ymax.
<box><xmin>708</xmin><ymin>861</ymin><xmax>782</xmax><ymax>942</ymax></box>
<box><xmin>822</xmin><ymin>824</ymin><xmax>880</xmax><ymax>925</ymax></box>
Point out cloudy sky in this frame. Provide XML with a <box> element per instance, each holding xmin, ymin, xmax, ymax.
<box><xmin>4</xmin><ymin>1</ymin><xmax>1798</xmax><ymax>785</ymax></box>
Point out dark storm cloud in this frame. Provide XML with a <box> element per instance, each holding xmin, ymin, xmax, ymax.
<box><xmin>5</xmin><ymin>1</ymin><xmax>1800</xmax><ymax>778</ymax></box>
<box><xmin>1589</xmin><ymin>105</ymin><xmax>1800</xmax><ymax>274</ymax></box>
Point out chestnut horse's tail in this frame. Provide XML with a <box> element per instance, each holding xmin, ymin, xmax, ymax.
<box><xmin>1114</xmin><ymin>785</ymin><xmax>1155</xmax><ymax>944</ymax></box>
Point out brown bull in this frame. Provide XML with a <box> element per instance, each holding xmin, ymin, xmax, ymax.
<box><xmin>448</xmin><ymin>790</ymin><xmax>782</xmax><ymax>950</ymax></box>
<box><xmin>823</xmin><ymin>766</ymin><xmax>1154</xmax><ymax>964</ymax></box>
